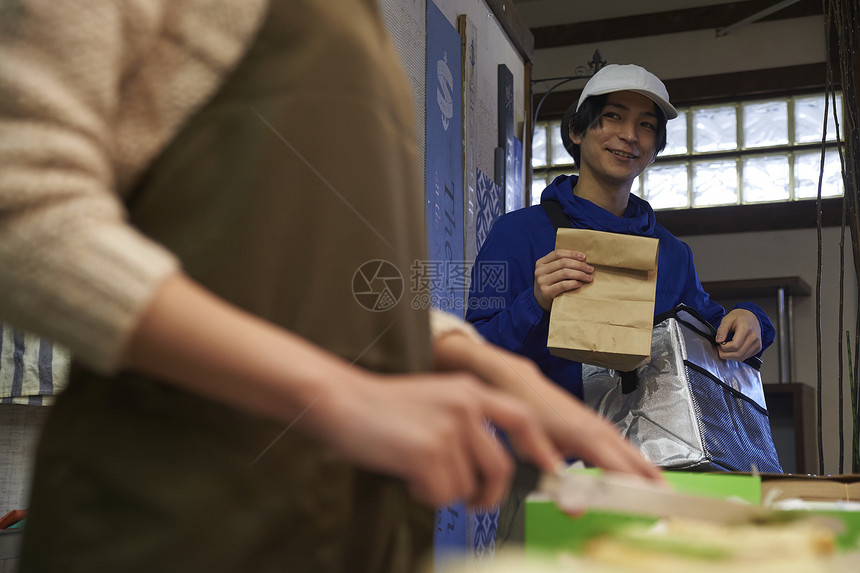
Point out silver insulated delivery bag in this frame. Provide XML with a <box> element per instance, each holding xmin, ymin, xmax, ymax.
<box><xmin>582</xmin><ymin>304</ymin><xmax>783</xmax><ymax>473</ymax></box>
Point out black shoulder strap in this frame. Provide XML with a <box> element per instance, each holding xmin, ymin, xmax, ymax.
<box><xmin>540</xmin><ymin>199</ymin><xmax>573</xmax><ymax>230</ymax></box>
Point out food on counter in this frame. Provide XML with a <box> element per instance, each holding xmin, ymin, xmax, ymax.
<box><xmin>564</xmin><ymin>516</ymin><xmax>838</xmax><ymax>572</ymax></box>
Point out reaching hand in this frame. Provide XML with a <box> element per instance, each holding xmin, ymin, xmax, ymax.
<box><xmin>533</xmin><ymin>249</ymin><xmax>593</xmax><ymax>311</ymax></box>
<box><xmin>303</xmin><ymin>370</ymin><xmax>563</xmax><ymax>509</ymax></box>
<box><xmin>715</xmin><ymin>308</ymin><xmax>763</xmax><ymax>361</ymax></box>
<box><xmin>433</xmin><ymin>333</ymin><xmax>662</xmax><ymax>483</ymax></box>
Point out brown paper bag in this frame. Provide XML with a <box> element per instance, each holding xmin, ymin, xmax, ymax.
<box><xmin>547</xmin><ymin>228</ymin><xmax>659</xmax><ymax>371</ymax></box>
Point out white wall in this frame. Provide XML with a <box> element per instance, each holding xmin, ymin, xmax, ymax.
<box><xmin>381</xmin><ymin>0</ymin><xmax>528</xmax><ymax>181</ymax></box>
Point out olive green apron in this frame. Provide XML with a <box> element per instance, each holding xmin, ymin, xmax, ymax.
<box><xmin>21</xmin><ymin>1</ymin><xmax>433</xmax><ymax>571</ymax></box>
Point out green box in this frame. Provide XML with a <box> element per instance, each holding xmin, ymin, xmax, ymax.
<box><xmin>525</xmin><ymin>469</ymin><xmax>860</xmax><ymax>556</ymax></box>
<box><xmin>526</xmin><ymin>470</ymin><xmax>760</xmax><ymax>556</ymax></box>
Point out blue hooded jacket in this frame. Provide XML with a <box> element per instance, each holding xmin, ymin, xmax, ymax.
<box><xmin>465</xmin><ymin>174</ymin><xmax>775</xmax><ymax>398</ymax></box>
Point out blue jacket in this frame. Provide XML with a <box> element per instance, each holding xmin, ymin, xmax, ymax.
<box><xmin>466</xmin><ymin>174</ymin><xmax>775</xmax><ymax>398</ymax></box>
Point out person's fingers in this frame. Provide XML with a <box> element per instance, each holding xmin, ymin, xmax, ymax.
<box><xmin>447</xmin><ymin>422</ymin><xmax>480</xmax><ymax>503</ymax></box>
<box><xmin>409</xmin><ymin>386</ymin><xmax>516</xmax><ymax>508</ymax></box>
<box><xmin>602</xmin><ymin>447</ymin><xmax>662</xmax><ymax>482</ymax></box>
<box><xmin>586</xmin><ymin>431</ymin><xmax>663</xmax><ymax>481</ymax></box>
<box><xmin>536</xmin><ymin>257</ymin><xmax>593</xmax><ymax>279</ymax></box>
<box><xmin>714</xmin><ymin>316</ymin><xmax>733</xmax><ymax>344</ymax></box>
<box><xmin>494</xmin><ymin>354</ymin><xmax>660</xmax><ymax>482</ymax></box>
<box><xmin>555</xmin><ymin>249</ymin><xmax>587</xmax><ymax>260</ymax></box>
<box><xmin>406</xmin><ymin>381</ymin><xmax>515</xmax><ymax>508</ymax></box>
<box><xmin>719</xmin><ymin>340</ymin><xmax>743</xmax><ymax>360</ymax></box>
<box><xmin>716</xmin><ymin>309</ymin><xmax>762</xmax><ymax>360</ymax></box>
<box><xmin>538</xmin><ymin>275</ymin><xmax>591</xmax><ymax>299</ymax></box>
<box><xmin>464</xmin><ymin>420</ymin><xmax>512</xmax><ymax>508</ymax></box>
<box><xmin>536</xmin><ymin>249</ymin><xmax>587</xmax><ymax>265</ymax></box>
<box><xmin>717</xmin><ymin>341</ymin><xmax>738</xmax><ymax>359</ymax></box>
<box><xmin>535</xmin><ymin>254</ymin><xmax>591</xmax><ymax>280</ymax></box>
<box><xmin>740</xmin><ymin>327</ymin><xmax>762</xmax><ymax>358</ymax></box>
<box><xmin>718</xmin><ymin>329</ymin><xmax>761</xmax><ymax>361</ymax></box>
<box><xmin>611</xmin><ymin>439</ymin><xmax>664</xmax><ymax>481</ymax></box>
<box><xmin>543</xmin><ymin>267</ymin><xmax>594</xmax><ymax>285</ymax></box>
<box><xmin>402</xmin><ymin>410</ymin><xmax>476</xmax><ymax>506</ymax></box>
<box><xmin>534</xmin><ymin>251</ymin><xmax>595</xmax><ymax>310</ymax></box>
<box><xmin>392</xmin><ymin>427</ymin><xmax>452</xmax><ymax>507</ymax></box>
<box><xmin>534</xmin><ymin>265</ymin><xmax>593</xmax><ymax>310</ymax></box>
<box><xmin>554</xmin><ymin>406</ymin><xmax>662</xmax><ymax>481</ymax></box>
<box><xmin>716</xmin><ymin>315</ymin><xmax>742</xmax><ymax>357</ymax></box>
<box><xmin>586</xmin><ymin>422</ymin><xmax>662</xmax><ymax>478</ymax></box>
<box><xmin>481</xmin><ymin>390</ymin><xmax>563</xmax><ymax>474</ymax></box>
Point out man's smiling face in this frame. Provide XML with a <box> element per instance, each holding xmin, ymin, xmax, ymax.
<box><xmin>571</xmin><ymin>90</ymin><xmax>659</xmax><ymax>189</ymax></box>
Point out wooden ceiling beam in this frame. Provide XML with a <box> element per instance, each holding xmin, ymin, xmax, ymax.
<box><xmin>657</xmin><ymin>197</ymin><xmax>844</xmax><ymax>237</ymax></box>
<box><xmin>532</xmin><ymin>0</ymin><xmax>822</xmax><ymax>49</ymax></box>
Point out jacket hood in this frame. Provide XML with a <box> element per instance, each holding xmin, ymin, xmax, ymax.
<box><xmin>540</xmin><ymin>174</ymin><xmax>657</xmax><ymax>236</ymax></box>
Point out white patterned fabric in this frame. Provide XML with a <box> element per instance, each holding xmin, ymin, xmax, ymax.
<box><xmin>0</xmin><ymin>405</ymin><xmax>51</xmax><ymax>514</ymax></box>
<box><xmin>0</xmin><ymin>325</ymin><xmax>69</xmax><ymax>405</ymax></box>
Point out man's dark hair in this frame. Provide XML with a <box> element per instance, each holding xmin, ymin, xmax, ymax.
<box><xmin>561</xmin><ymin>94</ymin><xmax>668</xmax><ymax>167</ymax></box>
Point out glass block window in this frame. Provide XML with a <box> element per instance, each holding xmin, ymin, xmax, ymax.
<box><xmin>795</xmin><ymin>94</ymin><xmax>842</xmax><ymax>143</ymax></box>
<box><xmin>548</xmin><ymin>120</ymin><xmax>569</xmax><ymax>166</ymax></box>
<box><xmin>742</xmin><ymin>155</ymin><xmax>790</xmax><ymax>203</ymax></box>
<box><xmin>643</xmin><ymin>163</ymin><xmax>688</xmax><ymax>209</ymax></box>
<box><xmin>693</xmin><ymin>160</ymin><xmax>738</xmax><ymax>207</ymax></box>
<box><xmin>531</xmin><ymin>126</ymin><xmax>547</xmax><ymax>168</ymax></box>
<box><xmin>531</xmin><ymin>91</ymin><xmax>843</xmax><ymax>210</ymax></box>
<box><xmin>531</xmin><ymin>177</ymin><xmax>547</xmax><ymax>205</ymax></box>
<box><xmin>742</xmin><ymin>101</ymin><xmax>788</xmax><ymax>148</ymax></box>
<box><xmin>663</xmin><ymin>110</ymin><xmax>688</xmax><ymax>156</ymax></box>
<box><xmin>794</xmin><ymin>150</ymin><xmax>843</xmax><ymax>199</ymax></box>
<box><xmin>530</xmin><ymin>169</ymin><xmax>568</xmax><ymax>206</ymax></box>
<box><xmin>630</xmin><ymin>175</ymin><xmax>642</xmax><ymax>198</ymax></box>
<box><xmin>693</xmin><ymin>106</ymin><xmax>737</xmax><ymax>152</ymax></box>
<box><xmin>531</xmin><ymin>121</ymin><xmax>567</xmax><ymax>172</ymax></box>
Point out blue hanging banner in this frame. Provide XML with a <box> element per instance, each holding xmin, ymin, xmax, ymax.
<box><xmin>425</xmin><ymin>0</ymin><xmax>465</xmax><ymax>321</ymax></box>
<box><xmin>426</xmin><ymin>1</ymin><xmax>468</xmax><ymax>566</ymax></box>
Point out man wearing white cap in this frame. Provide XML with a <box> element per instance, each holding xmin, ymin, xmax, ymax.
<box><xmin>466</xmin><ymin>62</ymin><xmax>775</xmax><ymax>543</ymax></box>
<box><xmin>468</xmin><ymin>63</ymin><xmax>774</xmax><ymax>398</ymax></box>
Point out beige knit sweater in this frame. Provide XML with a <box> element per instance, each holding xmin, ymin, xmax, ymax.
<box><xmin>0</xmin><ymin>0</ymin><xmax>481</xmax><ymax>376</ymax></box>
<box><xmin>0</xmin><ymin>0</ymin><xmax>268</xmax><ymax>373</ymax></box>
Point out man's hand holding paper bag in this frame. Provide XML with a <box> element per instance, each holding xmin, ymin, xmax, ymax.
<box><xmin>533</xmin><ymin>248</ymin><xmax>595</xmax><ymax>311</ymax></box>
<box><xmin>540</xmin><ymin>228</ymin><xmax>660</xmax><ymax>372</ymax></box>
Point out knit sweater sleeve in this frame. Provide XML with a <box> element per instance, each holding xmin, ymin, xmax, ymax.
<box><xmin>0</xmin><ymin>0</ymin><xmax>266</xmax><ymax>373</ymax></box>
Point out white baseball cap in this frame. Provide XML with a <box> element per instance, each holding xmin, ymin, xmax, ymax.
<box><xmin>576</xmin><ymin>64</ymin><xmax>678</xmax><ymax>120</ymax></box>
